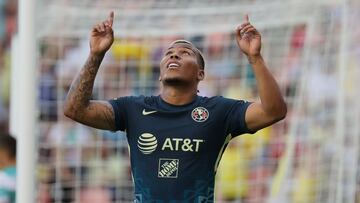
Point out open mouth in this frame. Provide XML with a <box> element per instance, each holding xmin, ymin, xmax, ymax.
<box><xmin>167</xmin><ymin>62</ymin><xmax>180</xmax><ymax>69</ymax></box>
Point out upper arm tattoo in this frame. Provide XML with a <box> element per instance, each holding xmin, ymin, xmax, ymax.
<box><xmin>85</xmin><ymin>101</ymin><xmax>116</xmax><ymax>130</ymax></box>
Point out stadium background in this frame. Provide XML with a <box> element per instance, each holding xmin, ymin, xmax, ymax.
<box><xmin>0</xmin><ymin>0</ymin><xmax>360</xmax><ymax>202</ymax></box>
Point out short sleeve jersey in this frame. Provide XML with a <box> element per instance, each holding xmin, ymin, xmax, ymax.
<box><xmin>109</xmin><ymin>95</ymin><xmax>253</xmax><ymax>202</ymax></box>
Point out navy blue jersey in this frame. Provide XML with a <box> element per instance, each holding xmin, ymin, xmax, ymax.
<box><xmin>109</xmin><ymin>95</ymin><xmax>253</xmax><ymax>202</ymax></box>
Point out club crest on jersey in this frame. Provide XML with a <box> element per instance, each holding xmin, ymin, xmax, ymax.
<box><xmin>191</xmin><ymin>107</ymin><xmax>209</xmax><ymax>122</ymax></box>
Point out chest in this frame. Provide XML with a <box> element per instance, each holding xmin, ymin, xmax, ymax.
<box><xmin>126</xmin><ymin>106</ymin><xmax>226</xmax><ymax>156</ymax></box>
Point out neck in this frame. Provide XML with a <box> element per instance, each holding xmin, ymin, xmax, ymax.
<box><xmin>160</xmin><ymin>85</ymin><xmax>198</xmax><ymax>105</ymax></box>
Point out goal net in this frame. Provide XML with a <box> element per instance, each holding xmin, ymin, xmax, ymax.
<box><xmin>30</xmin><ymin>0</ymin><xmax>360</xmax><ymax>202</ymax></box>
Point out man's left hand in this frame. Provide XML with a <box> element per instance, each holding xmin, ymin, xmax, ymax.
<box><xmin>235</xmin><ymin>14</ymin><xmax>262</xmax><ymax>59</ymax></box>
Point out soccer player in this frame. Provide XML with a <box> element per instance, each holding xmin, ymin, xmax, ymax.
<box><xmin>64</xmin><ymin>11</ymin><xmax>287</xmax><ymax>202</ymax></box>
<box><xmin>0</xmin><ymin>134</ymin><xmax>16</xmax><ymax>203</ymax></box>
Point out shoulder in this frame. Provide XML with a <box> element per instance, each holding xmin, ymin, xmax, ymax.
<box><xmin>197</xmin><ymin>96</ymin><xmax>252</xmax><ymax>118</ymax></box>
<box><xmin>110</xmin><ymin>95</ymin><xmax>145</xmax><ymax>102</ymax></box>
<box><xmin>198</xmin><ymin>95</ymin><xmax>249</xmax><ymax>106</ymax></box>
<box><xmin>109</xmin><ymin>95</ymin><xmax>153</xmax><ymax>104</ymax></box>
<box><xmin>109</xmin><ymin>95</ymin><xmax>159</xmax><ymax>108</ymax></box>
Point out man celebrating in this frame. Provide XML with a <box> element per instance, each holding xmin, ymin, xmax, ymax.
<box><xmin>64</xmin><ymin>12</ymin><xmax>286</xmax><ymax>202</ymax></box>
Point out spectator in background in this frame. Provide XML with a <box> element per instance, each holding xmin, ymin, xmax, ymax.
<box><xmin>3</xmin><ymin>0</ymin><xmax>17</xmax><ymax>48</ymax></box>
<box><xmin>0</xmin><ymin>133</ymin><xmax>16</xmax><ymax>203</ymax></box>
<box><xmin>0</xmin><ymin>0</ymin><xmax>18</xmax><ymax>132</ymax></box>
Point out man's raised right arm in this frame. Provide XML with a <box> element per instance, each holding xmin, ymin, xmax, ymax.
<box><xmin>64</xmin><ymin>11</ymin><xmax>117</xmax><ymax>131</ymax></box>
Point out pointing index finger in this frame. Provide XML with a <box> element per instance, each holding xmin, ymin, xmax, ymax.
<box><xmin>108</xmin><ymin>11</ymin><xmax>114</xmax><ymax>26</ymax></box>
<box><xmin>244</xmin><ymin>14</ymin><xmax>249</xmax><ymax>22</ymax></box>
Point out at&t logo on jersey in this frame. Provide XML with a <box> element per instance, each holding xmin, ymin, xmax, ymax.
<box><xmin>137</xmin><ymin>133</ymin><xmax>204</xmax><ymax>154</ymax></box>
<box><xmin>137</xmin><ymin>133</ymin><xmax>158</xmax><ymax>154</ymax></box>
<box><xmin>191</xmin><ymin>107</ymin><xmax>209</xmax><ymax>122</ymax></box>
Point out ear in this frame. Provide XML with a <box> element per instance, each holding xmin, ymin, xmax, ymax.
<box><xmin>197</xmin><ymin>69</ymin><xmax>205</xmax><ymax>81</ymax></box>
<box><xmin>159</xmin><ymin>75</ymin><xmax>162</xmax><ymax>81</ymax></box>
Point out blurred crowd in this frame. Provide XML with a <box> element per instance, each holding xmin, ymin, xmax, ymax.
<box><xmin>0</xmin><ymin>0</ymin><xmax>16</xmax><ymax>132</ymax></box>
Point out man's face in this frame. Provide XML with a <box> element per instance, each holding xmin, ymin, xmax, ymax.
<box><xmin>159</xmin><ymin>42</ymin><xmax>204</xmax><ymax>85</ymax></box>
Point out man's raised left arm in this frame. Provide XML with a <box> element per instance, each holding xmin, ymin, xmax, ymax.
<box><xmin>236</xmin><ymin>14</ymin><xmax>287</xmax><ymax>131</ymax></box>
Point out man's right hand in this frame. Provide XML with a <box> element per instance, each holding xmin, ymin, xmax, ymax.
<box><xmin>90</xmin><ymin>11</ymin><xmax>114</xmax><ymax>55</ymax></box>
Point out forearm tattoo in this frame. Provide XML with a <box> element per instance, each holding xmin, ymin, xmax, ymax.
<box><xmin>67</xmin><ymin>54</ymin><xmax>104</xmax><ymax>118</ymax></box>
